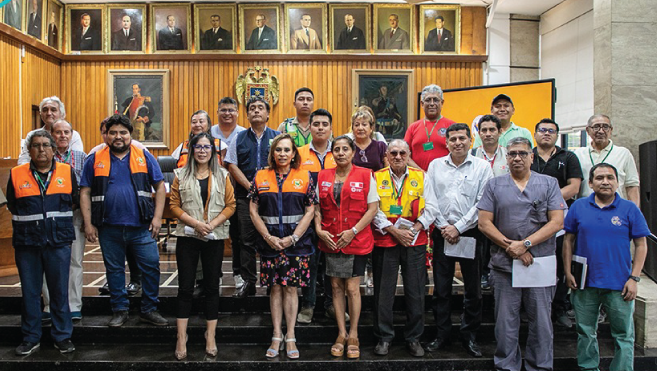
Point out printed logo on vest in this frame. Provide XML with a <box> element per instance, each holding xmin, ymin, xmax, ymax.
<box><xmin>381</xmin><ymin>180</ymin><xmax>389</xmax><ymax>186</ymax></box>
<box><xmin>611</xmin><ymin>216</ymin><xmax>622</xmax><ymax>226</ymax></box>
<box><xmin>137</xmin><ymin>157</ymin><xmax>146</xmax><ymax>166</ymax></box>
<box><xmin>321</xmin><ymin>181</ymin><xmax>332</xmax><ymax>187</ymax></box>
<box><xmin>292</xmin><ymin>179</ymin><xmax>304</xmax><ymax>189</ymax></box>
<box><xmin>19</xmin><ymin>181</ymin><xmax>32</xmax><ymax>190</ymax></box>
<box><xmin>439</xmin><ymin>128</ymin><xmax>447</xmax><ymax>137</ymax></box>
<box><xmin>96</xmin><ymin>162</ymin><xmax>105</xmax><ymax>169</ymax></box>
<box><xmin>410</xmin><ymin>179</ymin><xmax>419</xmax><ymax>187</ymax></box>
<box><xmin>55</xmin><ymin>177</ymin><xmax>65</xmax><ymax>187</ymax></box>
<box><xmin>303</xmin><ymin>159</ymin><xmax>314</xmax><ymax>165</ymax></box>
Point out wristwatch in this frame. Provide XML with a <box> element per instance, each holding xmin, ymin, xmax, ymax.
<box><xmin>291</xmin><ymin>234</ymin><xmax>299</xmax><ymax>245</ymax></box>
<box><xmin>410</xmin><ymin>227</ymin><xmax>419</xmax><ymax>236</ymax></box>
<box><xmin>352</xmin><ymin>227</ymin><xmax>359</xmax><ymax>235</ymax></box>
<box><xmin>523</xmin><ymin>239</ymin><xmax>532</xmax><ymax>248</ymax></box>
<box><xmin>629</xmin><ymin>275</ymin><xmax>641</xmax><ymax>282</ymax></box>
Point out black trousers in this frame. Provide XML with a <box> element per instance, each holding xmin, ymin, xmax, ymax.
<box><xmin>229</xmin><ymin>209</ymin><xmax>242</xmax><ymax>276</ymax></box>
<box><xmin>432</xmin><ymin>228</ymin><xmax>482</xmax><ymax>343</ymax></box>
<box><xmin>176</xmin><ymin>236</ymin><xmax>224</xmax><ymax>320</ymax></box>
<box><xmin>372</xmin><ymin>244</ymin><xmax>426</xmax><ymax>342</ymax></box>
<box><xmin>236</xmin><ymin>198</ymin><xmax>258</xmax><ymax>284</ymax></box>
<box><xmin>553</xmin><ymin>235</ymin><xmax>570</xmax><ymax>312</ymax></box>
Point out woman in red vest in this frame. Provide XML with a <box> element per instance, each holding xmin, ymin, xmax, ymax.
<box><xmin>316</xmin><ymin>135</ymin><xmax>379</xmax><ymax>358</ymax></box>
<box><xmin>249</xmin><ymin>134</ymin><xmax>316</xmax><ymax>359</ymax></box>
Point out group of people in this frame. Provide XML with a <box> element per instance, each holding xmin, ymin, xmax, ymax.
<box><xmin>6</xmin><ymin>85</ymin><xmax>649</xmax><ymax>371</ymax></box>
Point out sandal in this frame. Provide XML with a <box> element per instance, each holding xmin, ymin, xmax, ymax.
<box><xmin>175</xmin><ymin>334</ymin><xmax>188</xmax><ymax>361</ymax></box>
<box><xmin>331</xmin><ymin>334</ymin><xmax>348</xmax><ymax>357</ymax></box>
<box><xmin>346</xmin><ymin>337</ymin><xmax>360</xmax><ymax>359</ymax></box>
<box><xmin>265</xmin><ymin>337</ymin><xmax>284</xmax><ymax>358</ymax></box>
<box><xmin>285</xmin><ymin>336</ymin><xmax>299</xmax><ymax>359</ymax></box>
<box><xmin>205</xmin><ymin>331</ymin><xmax>218</xmax><ymax>357</ymax></box>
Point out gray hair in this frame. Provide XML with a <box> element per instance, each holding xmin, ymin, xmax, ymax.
<box><xmin>388</xmin><ymin>139</ymin><xmax>410</xmax><ymax>151</ymax></box>
<box><xmin>51</xmin><ymin>119</ymin><xmax>73</xmax><ymax>132</ymax></box>
<box><xmin>506</xmin><ymin>137</ymin><xmax>532</xmax><ymax>151</ymax></box>
<box><xmin>39</xmin><ymin>96</ymin><xmax>66</xmax><ymax>119</ymax></box>
<box><xmin>587</xmin><ymin>114</ymin><xmax>612</xmax><ymax>127</ymax></box>
<box><xmin>420</xmin><ymin>84</ymin><xmax>443</xmax><ymax>101</ymax></box>
<box><xmin>28</xmin><ymin>130</ymin><xmax>56</xmax><ymax>149</ymax></box>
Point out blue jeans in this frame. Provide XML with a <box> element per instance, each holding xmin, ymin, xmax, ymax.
<box><xmin>15</xmin><ymin>244</ymin><xmax>72</xmax><ymax>343</ymax></box>
<box><xmin>99</xmin><ymin>225</ymin><xmax>160</xmax><ymax>313</ymax></box>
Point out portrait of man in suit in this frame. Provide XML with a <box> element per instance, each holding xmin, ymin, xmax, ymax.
<box><xmin>245</xmin><ymin>14</ymin><xmax>277</xmax><ymax>50</ymax></box>
<box><xmin>111</xmin><ymin>14</ymin><xmax>142</xmax><ymax>51</ymax></box>
<box><xmin>336</xmin><ymin>13</ymin><xmax>366</xmax><ymax>50</ymax></box>
<box><xmin>379</xmin><ymin>14</ymin><xmax>410</xmax><ymax>50</ymax></box>
<box><xmin>71</xmin><ymin>11</ymin><xmax>102</xmax><ymax>51</ymax></box>
<box><xmin>157</xmin><ymin>15</ymin><xmax>185</xmax><ymax>50</ymax></box>
<box><xmin>201</xmin><ymin>14</ymin><xmax>232</xmax><ymax>50</ymax></box>
<box><xmin>3</xmin><ymin>0</ymin><xmax>23</xmax><ymax>31</ymax></box>
<box><xmin>46</xmin><ymin>9</ymin><xmax>59</xmax><ymax>49</ymax></box>
<box><xmin>27</xmin><ymin>0</ymin><xmax>43</xmax><ymax>39</ymax></box>
<box><xmin>290</xmin><ymin>14</ymin><xmax>322</xmax><ymax>50</ymax></box>
<box><xmin>425</xmin><ymin>16</ymin><xmax>454</xmax><ymax>52</ymax></box>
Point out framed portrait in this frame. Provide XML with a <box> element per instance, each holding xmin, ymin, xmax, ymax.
<box><xmin>45</xmin><ymin>0</ymin><xmax>63</xmax><ymax>51</ymax></box>
<box><xmin>107</xmin><ymin>69</ymin><xmax>170</xmax><ymax>149</ymax></box>
<box><xmin>194</xmin><ymin>4</ymin><xmax>236</xmax><ymax>53</ymax></box>
<box><xmin>239</xmin><ymin>4</ymin><xmax>281</xmax><ymax>53</ymax></box>
<box><xmin>67</xmin><ymin>5</ymin><xmax>105</xmax><ymax>53</ymax></box>
<box><xmin>25</xmin><ymin>0</ymin><xmax>45</xmax><ymax>41</ymax></box>
<box><xmin>284</xmin><ymin>4</ymin><xmax>326</xmax><ymax>54</ymax></box>
<box><xmin>2</xmin><ymin>0</ymin><xmax>23</xmax><ymax>32</ymax></box>
<box><xmin>107</xmin><ymin>4</ymin><xmax>146</xmax><ymax>54</ymax></box>
<box><xmin>352</xmin><ymin>69</ymin><xmax>415</xmax><ymax>141</ymax></box>
<box><xmin>373</xmin><ymin>4</ymin><xmax>414</xmax><ymax>54</ymax></box>
<box><xmin>420</xmin><ymin>5</ymin><xmax>460</xmax><ymax>54</ymax></box>
<box><xmin>329</xmin><ymin>4</ymin><xmax>370</xmax><ymax>53</ymax></box>
<box><xmin>151</xmin><ymin>3</ymin><xmax>191</xmax><ymax>53</ymax></box>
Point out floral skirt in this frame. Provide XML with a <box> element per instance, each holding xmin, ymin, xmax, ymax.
<box><xmin>259</xmin><ymin>253</ymin><xmax>311</xmax><ymax>288</ymax></box>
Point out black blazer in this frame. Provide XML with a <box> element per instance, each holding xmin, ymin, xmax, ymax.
<box><xmin>336</xmin><ymin>26</ymin><xmax>366</xmax><ymax>50</ymax></box>
<box><xmin>112</xmin><ymin>28</ymin><xmax>141</xmax><ymax>51</ymax></box>
<box><xmin>201</xmin><ymin>27</ymin><xmax>232</xmax><ymax>50</ymax></box>
<box><xmin>27</xmin><ymin>12</ymin><xmax>42</xmax><ymax>38</ymax></box>
<box><xmin>245</xmin><ymin>25</ymin><xmax>277</xmax><ymax>50</ymax></box>
<box><xmin>77</xmin><ymin>27</ymin><xmax>101</xmax><ymax>51</ymax></box>
<box><xmin>425</xmin><ymin>27</ymin><xmax>454</xmax><ymax>52</ymax></box>
<box><xmin>158</xmin><ymin>27</ymin><xmax>184</xmax><ymax>50</ymax></box>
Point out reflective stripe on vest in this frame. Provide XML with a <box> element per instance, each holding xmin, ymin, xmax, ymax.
<box><xmin>261</xmin><ymin>214</ymin><xmax>304</xmax><ymax>225</ymax></box>
<box><xmin>12</xmin><ymin>214</ymin><xmax>44</xmax><ymax>221</ymax></box>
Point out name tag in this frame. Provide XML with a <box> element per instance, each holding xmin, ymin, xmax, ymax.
<box><xmin>389</xmin><ymin>205</ymin><xmax>402</xmax><ymax>215</ymax></box>
<box><xmin>350</xmin><ymin>182</ymin><xmax>363</xmax><ymax>188</ymax></box>
<box><xmin>321</xmin><ymin>181</ymin><xmax>332</xmax><ymax>187</ymax></box>
<box><xmin>423</xmin><ymin>142</ymin><xmax>434</xmax><ymax>151</ymax></box>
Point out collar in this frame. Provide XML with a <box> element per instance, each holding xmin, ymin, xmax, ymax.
<box><xmin>588</xmin><ymin>139</ymin><xmax>613</xmax><ymax>154</ymax></box>
<box><xmin>587</xmin><ymin>192</ymin><xmax>620</xmax><ymax>209</ymax></box>
<box><xmin>445</xmin><ymin>153</ymin><xmax>472</xmax><ymax>168</ymax></box>
<box><xmin>532</xmin><ymin>145</ymin><xmax>563</xmax><ymax>158</ymax></box>
<box><xmin>29</xmin><ymin>159</ymin><xmax>56</xmax><ymax>173</ymax></box>
<box><xmin>309</xmin><ymin>141</ymin><xmax>331</xmax><ymax>156</ymax></box>
<box><xmin>389</xmin><ymin>166</ymin><xmax>409</xmax><ymax>180</ymax></box>
<box><xmin>481</xmin><ymin>145</ymin><xmax>503</xmax><ymax>161</ymax></box>
<box><xmin>250</xmin><ymin>126</ymin><xmax>267</xmax><ymax>139</ymax></box>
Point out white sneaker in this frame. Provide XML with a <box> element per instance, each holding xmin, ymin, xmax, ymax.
<box><xmin>234</xmin><ymin>274</ymin><xmax>245</xmax><ymax>290</ymax></box>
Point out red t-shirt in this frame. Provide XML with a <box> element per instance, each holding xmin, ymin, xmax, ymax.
<box><xmin>404</xmin><ymin>117</ymin><xmax>455</xmax><ymax>171</ymax></box>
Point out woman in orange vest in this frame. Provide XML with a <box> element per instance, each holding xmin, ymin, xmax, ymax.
<box><xmin>249</xmin><ymin>134</ymin><xmax>316</xmax><ymax>359</ymax></box>
<box><xmin>171</xmin><ymin>110</ymin><xmax>226</xmax><ymax>168</ymax></box>
<box><xmin>316</xmin><ymin>135</ymin><xmax>379</xmax><ymax>359</ymax></box>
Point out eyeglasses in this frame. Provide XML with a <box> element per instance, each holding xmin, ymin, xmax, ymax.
<box><xmin>193</xmin><ymin>144</ymin><xmax>212</xmax><ymax>152</ymax></box>
<box><xmin>359</xmin><ymin>149</ymin><xmax>368</xmax><ymax>163</ymax></box>
<box><xmin>507</xmin><ymin>151</ymin><xmax>530</xmax><ymax>159</ymax></box>
<box><xmin>537</xmin><ymin>128</ymin><xmax>557</xmax><ymax>134</ymax></box>
<box><xmin>274</xmin><ymin>147</ymin><xmax>292</xmax><ymax>153</ymax></box>
<box><xmin>423</xmin><ymin>97</ymin><xmax>441</xmax><ymax>104</ymax></box>
<box><xmin>589</xmin><ymin>124</ymin><xmax>612</xmax><ymax>132</ymax></box>
<box><xmin>31</xmin><ymin>143</ymin><xmax>52</xmax><ymax>149</ymax></box>
<box><xmin>219</xmin><ymin>109</ymin><xmax>237</xmax><ymax>114</ymax></box>
<box><xmin>389</xmin><ymin>150</ymin><xmax>407</xmax><ymax>157</ymax></box>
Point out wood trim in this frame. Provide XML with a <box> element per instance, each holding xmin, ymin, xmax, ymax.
<box><xmin>0</xmin><ymin>23</ymin><xmax>65</xmax><ymax>60</ymax></box>
<box><xmin>61</xmin><ymin>53</ymin><xmax>488</xmax><ymax>62</ymax></box>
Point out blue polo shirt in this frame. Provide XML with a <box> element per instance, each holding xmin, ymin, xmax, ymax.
<box><xmin>81</xmin><ymin>149</ymin><xmax>163</xmax><ymax>227</ymax></box>
<box><xmin>564</xmin><ymin>194</ymin><xmax>650</xmax><ymax>291</ymax></box>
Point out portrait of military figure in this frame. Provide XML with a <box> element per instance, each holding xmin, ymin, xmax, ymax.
<box><xmin>113</xmin><ymin>75</ymin><xmax>164</xmax><ymax>142</ymax></box>
<box><xmin>151</xmin><ymin>5</ymin><xmax>191</xmax><ymax>52</ymax></box>
<box><xmin>330</xmin><ymin>5</ymin><xmax>369</xmax><ymax>52</ymax></box>
<box><xmin>239</xmin><ymin>5</ymin><xmax>280</xmax><ymax>53</ymax></box>
<box><xmin>420</xmin><ymin>5</ymin><xmax>460</xmax><ymax>54</ymax></box>
<box><xmin>194</xmin><ymin>4</ymin><xmax>236</xmax><ymax>53</ymax></box>
<box><xmin>358</xmin><ymin>74</ymin><xmax>411</xmax><ymax>140</ymax></box>
<box><xmin>108</xmin><ymin>7</ymin><xmax>145</xmax><ymax>53</ymax></box>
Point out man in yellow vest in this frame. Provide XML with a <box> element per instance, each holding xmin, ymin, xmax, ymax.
<box><xmin>371</xmin><ymin>139</ymin><xmax>427</xmax><ymax>357</ymax></box>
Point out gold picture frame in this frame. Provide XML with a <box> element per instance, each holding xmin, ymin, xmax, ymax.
<box><xmin>150</xmin><ymin>3</ymin><xmax>191</xmax><ymax>54</ymax></box>
<box><xmin>239</xmin><ymin>4</ymin><xmax>281</xmax><ymax>54</ymax></box>
<box><xmin>194</xmin><ymin>4</ymin><xmax>236</xmax><ymax>54</ymax></box>
<box><xmin>419</xmin><ymin>5</ymin><xmax>461</xmax><ymax>54</ymax></box>
<box><xmin>106</xmin><ymin>4</ymin><xmax>147</xmax><ymax>54</ymax></box>
<box><xmin>284</xmin><ymin>3</ymin><xmax>327</xmax><ymax>54</ymax></box>
<box><xmin>107</xmin><ymin>69</ymin><xmax>171</xmax><ymax>150</ymax></box>
<box><xmin>45</xmin><ymin>0</ymin><xmax>63</xmax><ymax>51</ymax></box>
<box><xmin>2</xmin><ymin>0</ymin><xmax>24</xmax><ymax>33</ymax></box>
<box><xmin>25</xmin><ymin>0</ymin><xmax>46</xmax><ymax>42</ymax></box>
<box><xmin>352</xmin><ymin>69</ymin><xmax>415</xmax><ymax>141</ymax></box>
<box><xmin>373</xmin><ymin>4</ymin><xmax>415</xmax><ymax>54</ymax></box>
<box><xmin>66</xmin><ymin>4</ymin><xmax>106</xmax><ymax>54</ymax></box>
<box><xmin>329</xmin><ymin>4</ymin><xmax>370</xmax><ymax>54</ymax></box>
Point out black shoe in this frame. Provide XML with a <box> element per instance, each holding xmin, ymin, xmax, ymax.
<box><xmin>374</xmin><ymin>341</ymin><xmax>390</xmax><ymax>356</ymax></box>
<box><xmin>140</xmin><ymin>311</ymin><xmax>168</xmax><ymax>326</ymax></box>
<box><xmin>41</xmin><ymin>312</ymin><xmax>52</xmax><ymax>323</ymax></box>
<box><xmin>15</xmin><ymin>342</ymin><xmax>40</xmax><ymax>356</ymax></box>
<box><xmin>108</xmin><ymin>310</ymin><xmax>129</xmax><ymax>327</ymax></box>
<box><xmin>481</xmin><ymin>274</ymin><xmax>491</xmax><ymax>290</ymax></box>
<box><xmin>424</xmin><ymin>338</ymin><xmax>450</xmax><ymax>352</ymax></box>
<box><xmin>192</xmin><ymin>283</ymin><xmax>205</xmax><ymax>299</ymax></box>
<box><xmin>126</xmin><ymin>282</ymin><xmax>141</xmax><ymax>296</ymax></box>
<box><xmin>462</xmin><ymin>340</ymin><xmax>482</xmax><ymax>358</ymax></box>
<box><xmin>406</xmin><ymin>341</ymin><xmax>425</xmax><ymax>357</ymax></box>
<box><xmin>99</xmin><ymin>282</ymin><xmax>110</xmax><ymax>295</ymax></box>
<box><xmin>232</xmin><ymin>281</ymin><xmax>256</xmax><ymax>298</ymax></box>
<box><xmin>54</xmin><ymin>339</ymin><xmax>76</xmax><ymax>354</ymax></box>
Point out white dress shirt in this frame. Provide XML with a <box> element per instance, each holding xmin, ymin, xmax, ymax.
<box><xmin>418</xmin><ymin>154</ymin><xmax>493</xmax><ymax>233</ymax></box>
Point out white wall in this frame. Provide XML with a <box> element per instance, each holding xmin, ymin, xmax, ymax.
<box><xmin>540</xmin><ymin>0</ymin><xmax>594</xmax><ymax>132</ymax></box>
<box><xmin>485</xmin><ymin>13</ymin><xmax>511</xmax><ymax>85</ymax></box>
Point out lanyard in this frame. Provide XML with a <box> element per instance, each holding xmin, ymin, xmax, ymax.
<box><xmin>423</xmin><ymin>119</ymin><xmax>440</xmax><ymax>142</ymax></box>
<box><xmin>589</xmin><ymin>144</ymin><xmax>613</xmax><ymax>166</ymax></box>
<box><xmin>33</xmin><ymin>169</ymin><xmax>53</xmax><ymax>192</ymax></box>
<box><xmin>389</xmin><ymin>170</ymin><xmax>407</xmax><ymax>205</ymax></box>
<box><xmin>57</xmin><ymin>151</ymin><xmax>74</xmax><ymax>169</ymax></box>
<box><xmin>482</xmin><ymin>148</ymin><xmax>497</xmax><ymax>169</ymax></box>
<box><xmin>535</xmin><ymin>147</ymin><xmax>556</xmax><ymax>174</ymax></box>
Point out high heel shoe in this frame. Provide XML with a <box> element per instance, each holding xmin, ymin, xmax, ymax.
<box><xmin>205</xmin><ymin>331</ymin><xmax>218</xmax><ymax>357</ymax></box>
<box><xmin>285</xmin><ymin>335</ymin><xmax>299</xmax><ymax>359</ymax></box>
<box><xmin>175</xmin><ymin>334</ymin><xmax>188</xmax><ymax>360</ymax></box>
<box><xmin>265</xmin><ymin>336</ymin><xmax>284</xmax><ymax>358</ymax></box>
<box><xmin>331</xmin><ymin>334</ymin><xmax>348</xmax><ymax>357</ymax></box>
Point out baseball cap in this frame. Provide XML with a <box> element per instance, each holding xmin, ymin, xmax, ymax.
<box><xmin>491</xmin><ymin>94</ymin><xmax>513</xmax><ymax>106</ymax></box>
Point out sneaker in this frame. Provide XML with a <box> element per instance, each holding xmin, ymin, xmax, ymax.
<box><xmin>554</xmin><ymin>311</ymin><xmax>572</xmax><ymax>328</ymax></box>
<box><xmin>41</xmin><ymin>312</ymin><xmax>52</xmax><ymax>323</ymax></box>
<box><xmin>297</xmin><ymin>307</ymin><xmax>314</xmax><ymax>324</ymax></box>
<box><xmin>99</xmin><ymin>282</ymin><xmax>110</xmax><ymax>295</ymax></box>
<box><xmin>366</xmin><ymin>271</ymin><xmax>374</xmax><ymax>288</ymax></box>
<box><xmin>126</xmin><ymin>282</ymin><xmax>142</xmax><ymax>296</ymax></box>
<box><xmin>54</xmin><ymin>339</ymin><xmax>75</xmax><ymax>354</ymax></box>
<box><xmin>324</xmin><ymin>305</ymin><xmax>350</xmax><ymax>322</ymax></box>
<box><xmin>566</xmin><ymin>309</ymin><xmax>576</xmax><ymax>319</ymax></box>
<box><xmin>71</xmin><ymin>311</ymin><xmax>83</xmax><ymax>321</ymax></box>
<box><xmin>481</xmin><ymin>274</ymin><xmax>491</xmax><ymax>290</ymax></box>
<box><xmin>234</xmin><ymin>274</ymin><xmax>245</xmax><ymax>290</ymax></box>
<box><xmin>598</xmin><ymin>310</ymin><xmax>607</xmax><ymax>324</ymax></box>
<box><xmin>108</xmin><ymin>310</ymin><xmax>129</xmax><ymax>327</ymax></box>
<box><xmin>140</xmin><ymin>311</ymin><xmax>168</xmax><ymax>326</ymax></box>
<box><xmin>15</xmin><ymin>342</ymin><xmax>40</xmax><ymax>356</ymax></box>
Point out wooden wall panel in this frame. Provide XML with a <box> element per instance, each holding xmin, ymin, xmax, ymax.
<box><xmin>60</xmin><ymin>59</ymin><xmax>483</xmax><ymax>158</ymax></box>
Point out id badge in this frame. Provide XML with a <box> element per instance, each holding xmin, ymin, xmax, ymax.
<box><xmin>423</xmin><ymin>142</ymin><xmax>434</xmax><ymax>151</ymax></box>
<box><xmin>389</xmin><ymin>205</ymin><xmax>402</xmax><ymax>215</ymax></box>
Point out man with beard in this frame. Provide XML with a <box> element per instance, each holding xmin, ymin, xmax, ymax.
<box><xmin>80</xmin><ymin>114</ymin><xmax>167</xmax><ymax>328</ymax></box>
